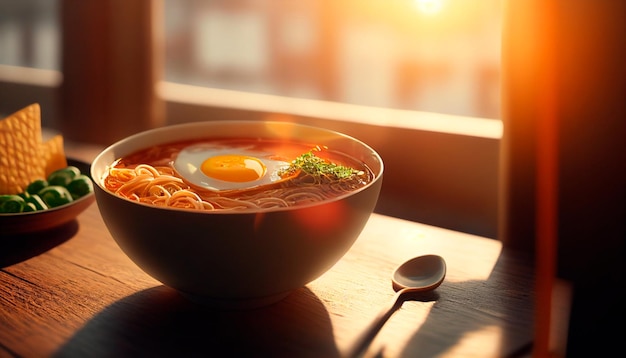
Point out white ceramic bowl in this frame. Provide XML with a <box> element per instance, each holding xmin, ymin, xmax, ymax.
<box><xmin>91</xmin><ymin>121</ymin><xmax>383</xmax><ymax>308</ymax></box>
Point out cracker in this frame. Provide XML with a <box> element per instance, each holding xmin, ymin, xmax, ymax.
<box><xmin>0</xmin><ymin>104</ymin><xmax>67</xmax><ymax>195</ymax></box>
<box><xmin>42</xmin><ymin>134</ymin><xmax>68</xmax><ymax>177</ymax></box>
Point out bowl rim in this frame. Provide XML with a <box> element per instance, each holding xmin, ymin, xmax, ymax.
<box><xmin>91</xmin><ymin>120</ymin><xmax>384</xmax><ymax>215</ymax></box>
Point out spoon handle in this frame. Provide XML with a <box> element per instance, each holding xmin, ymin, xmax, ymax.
<box><xmin>344</xmin><ymin>289</ymin><xmax>406</xmax><ymax>358</ymax></box>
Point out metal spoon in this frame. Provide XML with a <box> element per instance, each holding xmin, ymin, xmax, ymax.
<box><xmin>345</xmin><ymin>254</ymin><xmax>447</xmax><ymax>358</ymax></box>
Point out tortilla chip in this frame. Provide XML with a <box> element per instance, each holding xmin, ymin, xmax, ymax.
<box><xmin>43</xmin><ymin>134</ymin><xmax>68</xmax><ymax>177</ymax></box>
<box><xmin>0</xmin><ymin>103</ymin><xmax>67</xmax><ymax>195</ymax></box>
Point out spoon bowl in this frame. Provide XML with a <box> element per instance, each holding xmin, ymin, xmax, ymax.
<box><xmin>392</xmin><ymin>254</ymin><xmax>446</xmax><ymax>293</ymax></box>
<box><xmin>346</xmin><ymin>254</ymin><xmax>446</xmax><ymax>357</ymax></box>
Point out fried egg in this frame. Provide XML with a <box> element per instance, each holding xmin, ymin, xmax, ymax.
<box><xmin>173</xmin><ymin>144</ymin><xmax>294</xmax><ymax>192</ymax></box>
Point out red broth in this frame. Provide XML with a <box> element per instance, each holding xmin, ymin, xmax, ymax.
<box><xmin>102</xmin><ymin>138</ymin><xmax>373</xmax><ymax>212</ymax></box>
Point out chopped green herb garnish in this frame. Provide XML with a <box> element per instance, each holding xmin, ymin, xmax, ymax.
<box><xmin>280</xmin><ymin>150</ymin><xmax>362</xmax><ymax>180</ymax></box>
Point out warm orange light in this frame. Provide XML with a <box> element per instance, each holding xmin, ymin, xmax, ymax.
<box><xmin>292</xmin><ymin>201</ymin><xmax>348</xmax><ymax>237</ymax></box>
<box><xmin>415</xmin><ymin>0</ymin><xmax>444</xmax><ymax>15</ymax></box>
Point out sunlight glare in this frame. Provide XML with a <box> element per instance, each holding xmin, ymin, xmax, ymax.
<box><xmin>415</xmin><ymin>0</ymin><xmax>444</xmax><ymax>15</ymax></box>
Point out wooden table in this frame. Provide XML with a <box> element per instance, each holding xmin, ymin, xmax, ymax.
<box><xmin>1</xmin><ymin>143</ymin><xmax>535</xmax><ymax>358</ymax></box>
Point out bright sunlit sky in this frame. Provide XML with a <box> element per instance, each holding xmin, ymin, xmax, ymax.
<box><xmin>163</xmin><ymin>0</ymin><xmax>502</xmax><ymax>119</ymax></box>
<box><xmin>0</xmin><ymin>0</ymin><xmax>502</xmax><ymax>120</ymax></box>
<box><xmin>414</xmin><ymin>0</ymin><xmax>445</xmax><ymax>15</ymax></box>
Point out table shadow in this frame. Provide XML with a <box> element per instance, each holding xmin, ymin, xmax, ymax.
<box><xmin>54</xmin><ymin>285</ymin><xmax>340</xmax><ymax>358</ymax></box>
<box><xmin>397</xmin><ymin>248</ymin><xmax>535</xmax><ymax>358</ymax></box>
<box><xmin>0</xmin><ymin>220</ymin><xmax>78</xmax><ymax>268</ymax></box>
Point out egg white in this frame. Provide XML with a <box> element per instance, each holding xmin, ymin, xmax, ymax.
<box><xmin>173</xmin><ymin>144</ymin><xmax>292</xmax><ymax>192</ymax></box>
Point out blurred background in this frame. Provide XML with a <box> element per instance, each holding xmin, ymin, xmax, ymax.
<box><xmin>1</xmin><ymin>0</ymin><xmax>502</xmax><ymax>120</ymax></box>
<box><xmin>0</xmin><ymin>0</ymin><xmax>503</xmax><ymax>239</ymax></box>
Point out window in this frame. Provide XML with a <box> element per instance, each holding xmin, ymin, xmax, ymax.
<box><xmin>0</xmin><ymin>0</ymin><xmax>60</xmax><ymax>70</ymax></box>
<box><xmin>0</xmin><ymin>0</ymin><xmax>502</xmax><ymax>239</ymax></box>
<box><xmin>164</xmin><ymin>0</ymin><xmax>502</xmax><ymax>119</ymax></box>
<box><xmin>0</xmin><ymin>0</ymin><xmax>61</xmax><ymax>126</ymax></box>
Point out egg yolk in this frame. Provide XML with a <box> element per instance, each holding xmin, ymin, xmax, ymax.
<box><xmin>200</xmin><ymin>155</ymin><xmax>267</xmax><ymax>182</ymax></box>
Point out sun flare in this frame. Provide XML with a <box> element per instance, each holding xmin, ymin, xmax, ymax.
<box><xmin>415</xmin><ymin>0</ymin><xmax>444</xmax><ymax>15</ymax></box>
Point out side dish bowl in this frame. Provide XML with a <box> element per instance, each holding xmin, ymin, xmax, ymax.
<box><xmin>1</xmin><ymin>159</ymin><xmax>95</xmax><ymax>236</ymax></box>
<box><xmin>91</xmin><ymin>121</ymin><xmax>383</xmax><ymax>308</ymax></box>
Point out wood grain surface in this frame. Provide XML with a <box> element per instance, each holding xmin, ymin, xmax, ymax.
<box><xmin>1</xmin><ymin>144</ymin><xmax>535</xmax><ymax>358</ymax></box>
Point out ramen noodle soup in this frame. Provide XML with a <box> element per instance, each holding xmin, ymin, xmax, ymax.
<box><xmin>102</xmin><ymin>138</ymin><xmax>374</xmax><ymax>212</ymax></box>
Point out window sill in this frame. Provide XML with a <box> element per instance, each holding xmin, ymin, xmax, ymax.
<box><xmin>158</xmin><ymin>81</ymin><xmax>502</xmax><ymax>139</ymax></box>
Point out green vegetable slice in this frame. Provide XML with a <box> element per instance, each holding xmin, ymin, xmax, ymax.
<box><xmin>66</xmin><ymin>174</ymin><xmax>94</xmax><ymax>199</ymax></box>
<box><xmin>22</xmin><ymin>202</ymin><xmax>38</xmax><ymax>212</ymax></box>
<box><xmin>38</xmin><ymin>186</ymin><xmax>74</xmax><ymax>208</ymax></box>
<box><xmin>25</xmin><ymin>194</ymin><xmax>48</xmax><ymax>211</ymax></box>
<box><xmin>0</xmin><ymin>195</ymin><xmax>25</xmax><ymax>213</ymax></box>
<box><xmin>47</xmin><ymin>166</ymin><xmax>81</xmax><ymax>187</ymax></box>
<box><xmin>26</xmin><ymin>178</ymin><xmax>48</xmax><ymax>195</ymax></box>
